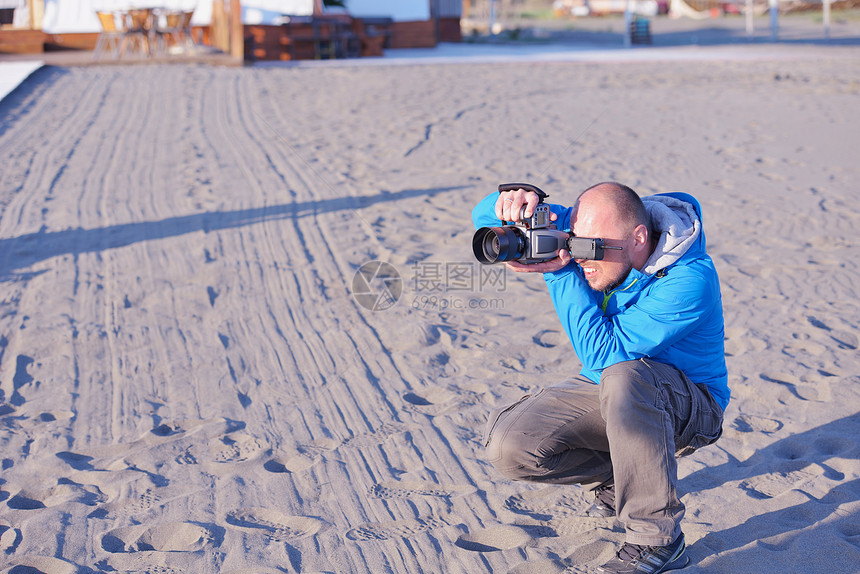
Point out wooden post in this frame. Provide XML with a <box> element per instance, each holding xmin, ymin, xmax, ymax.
<box><xmin>432</xmin><ymin>0</ymin><xmax>439</xmax><ymax>45</ymax></box>
<box><xmin>745</xmin><ymin>0</ymin><xmax>753</xmax><ymax>35</ymax></box>
<box><xmin>624</xmin><ymin>0</ymin><xmax>631</xmax><ymax>48</ymax></box>
<box><xmin>27</xmin><ymin>0</ymin><xmax>44</xmax><ymax>30</ymax></box>
<box><xmin>769</xmin><ymin>0</ymin><xmax>778</xmax><ymax>41</ymax></box>
<box><xmin>229</xmin><ymin>0</ymin><xmax>243</xmax><ymax>59</ymax></box>
<box><xmin>212</xmin><ymin>0</ymin><xmax>229</xmax><ymax>52</ymax></box>
<box><xmin>489</xmin><ymin>0</ymin><xmax>496</xmax><ymax>34</ymax></box>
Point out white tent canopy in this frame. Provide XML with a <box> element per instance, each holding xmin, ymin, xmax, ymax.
<box><xmin>43</xmin><ymin>0</ymin><xmax>211</xmax><ymax>33</ymax></box>
<box><xmin>40</xmin><ymin>0</ymin><xmax>430</xmax><ymax>33</ymax></box>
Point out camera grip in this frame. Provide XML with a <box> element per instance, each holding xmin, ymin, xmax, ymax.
<box><xmin>498</xmin><ymin>183</ymin><xmax>549</xmax><ymax>202</ymax></box>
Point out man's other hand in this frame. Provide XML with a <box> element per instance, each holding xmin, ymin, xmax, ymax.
<box><xmin>506</xmin><ymin>249</ymin><xmax>571</xmax><ymax>273</ymax></box>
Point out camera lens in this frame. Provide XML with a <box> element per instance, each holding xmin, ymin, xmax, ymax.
<box><xmin>472</xmin><ymin>226</ymin><xmax>525</xmax><ymax>264</ymax></box>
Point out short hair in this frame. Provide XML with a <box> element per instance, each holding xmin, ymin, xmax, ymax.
<box><xmin>580</xmin><ymin>181</ymin><xmax>649</xmax><ymax>232</ymax></box>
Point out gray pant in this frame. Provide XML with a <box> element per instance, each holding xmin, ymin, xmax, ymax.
<box><xmin>483</xmin><ymin>359</ymin><xmax>724</xmax><ymax>546</ymax></box>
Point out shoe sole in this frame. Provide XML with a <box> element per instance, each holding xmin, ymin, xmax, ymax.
<box><xmin>596</xmin><ymin>541</ymin><xmax>689</xmax><ymax>573</ymax></box>
<box><xmin>658</xmin><ymin>546</ymin><xmax>689</xmax><ymax>573</ymax></box>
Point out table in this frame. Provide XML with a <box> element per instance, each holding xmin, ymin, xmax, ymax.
<box><xmin>94</xmin><ymin>7</ymin><xmax>196</xmax><ymax>60</ymax></box>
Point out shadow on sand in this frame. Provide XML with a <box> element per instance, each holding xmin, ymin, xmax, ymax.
<box><xmin>0</xmin><ymin>185</ymin><xmax>468</xmax><ymax>281</ymax></box>
<box><xmin>0</xmin><ymin>66</ymin><xmax>71</xmax><ymax>138</ymax></box>
<box><xmin>681</xmin><ymin>410</ymin><xmax>860</xmax><ymax>571</ymax></box>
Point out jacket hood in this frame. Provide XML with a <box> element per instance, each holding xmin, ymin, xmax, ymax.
<box><xmin>641</xmin><ymin>193</ymin><xmax>703</xmax><ymax>276</ymax></box>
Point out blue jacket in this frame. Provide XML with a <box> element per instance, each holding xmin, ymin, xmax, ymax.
<box><xmin>472</xmin><ymin>191</ymin><xmax>729</xmax><ymax>411</ymax></box>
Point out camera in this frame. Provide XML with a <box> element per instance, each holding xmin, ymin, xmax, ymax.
<box><xmin>472</xmin><ymin>183</ymin><xmax>621</xmax><ymax>265</ymax></box>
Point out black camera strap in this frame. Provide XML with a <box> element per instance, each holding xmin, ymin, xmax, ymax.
<box><xmin>498</xmin><ymin>183</ymin><xmax>549</xmax><ymax>203</ymax></box>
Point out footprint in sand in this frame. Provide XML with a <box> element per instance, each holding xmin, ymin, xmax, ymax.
<box><xmin>339</xmin><ymin>422</ymin><xmax>411</xmax><ymax>449</ymax></box>
<box><xmin>731</xmin><ymin>413</ymin><xmax>783</xmax><ymax>434</ymax></box>
<box><xmin>225</xmin><ymin>508</ymin><xmax>325</xmax><ymax>541</ymax></box>
<box><xmin>811</xmin><ymin>434</ymin><xmax>856</xmax><ymax>458</ymax></box>
<box><xmin>503</xmin><ymin>488</ymin><xmax>589</xmax><ymax>521</ymax></box>
<box><xmin>55</xmin><ymin>417</ymin><xmax>246</xmax><ymax>472</ymax></box>
<box><xmin>782</xmin><ymin>337</ymin><xmax>828</xmax><ymax>357</ymax></box>
<box><xmin>723</xmin><ymin>327</ymin><xmax>767</xmax><ymax>357</ymax></box>
<box><xmin>90</xmin><ymin>478</ymin><xmax>198</xmax><ymax>522</ymax></box>
<box><xmin>6</xmin><ymin>478</ymin><xmax>106</xmax><ymax>510</ymax></box>
<box><xmin>739</xmin><ymin>466</ymin><xmax>817</xmax><ymax>499</ymax></box>
<box><xmin>263</xmin><ymin>442</ymin><xmax>332</xmax><ymax>474</ymax></box>
<box><xmin>263</xmin><ymin>452</ymin><xmax>317</xmax><ymax>474</ymax></box>
<box><xmin>0</xmin><ymin>519</ymin><xmax>21</xmax><ymax>553</ymax></box>
<box><xmin>56</xmin><ymin>451</ymin><xmax>95</xmax><ymax>471</ymax></box>
<box><xmin>499</xmin><ymin>357</ymin><xmax>526</xmax><ymax>372</ymax></box>
<box><xmin>101</xmin><ymin>521</ymin><xmax>220</xmax><ymax>553</ymax></box>
<box><xmin>210</xmin><ymin>432</ymin><xmax>265</xmax><ymax>463</ymax></box>
<box><xmin>760</xmin><ymin>372</ymin><xmax>826</xmax><ymax>402</ymax></box>
<box><xmin>420</xmin><ymin>324</ymin><xmax>459</xmax><ymax>347</ymax></box>
<box><xmin>345</xmin><ymin>516</ymin><xmax>446</xmax><ymax>542</ymax></box>
<box><xmin>806</xmin><ymin>315</ymin><xmax>859</xmax><ymax>350</ymax></box>
<box><xmin>402</xmin><ymin>387</ymin><xmax>476</xmax><ymax>417</ymax></box>
<box><xmin>830</xmin><ymin>330</ymin><xmax>859</xmax><ymax>350</ymax></box>
<box><xmin>175</xmin><ymin>449</ymin><xmax>198</xmax><ymax>465</ymax></box>
<box><xmin>368</xmin><ymin>480</ymin><xmax>474</xmax><ymax>499</ymax></box>
<box><xmin>454</xmin><ymin>524</ymin><xmax>557</xmax><ymax>552</ymax></box>
<box><xmin>532</xmin><ymin>329</ymin><xmax>562</xmax><ymax>349</ymax></box>
<box><xmin>0</xmin><ymin>556</ymin><xmax>80</xmax><ymax>573</ymax></box>
<box><xmin>123</xmin><ymin>487</ymin><xmax>162</xmax><ymax>516</ymax></box>
<box><xmin>15</xmin><ymin>409</ymin><xmax>75</xmax><ymax>431</ymax></box>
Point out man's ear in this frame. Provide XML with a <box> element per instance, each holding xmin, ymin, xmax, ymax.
<box><xmin>632</xmin><ymin>224</ymin><xmax>649</xmax><ymax>250</ymax></box>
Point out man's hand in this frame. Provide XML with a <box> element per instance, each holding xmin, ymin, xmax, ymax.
<box><xmin>506</xmin><ymin>249</ymin><xmax>572</xmax><ymax>274</ymax></box>
<box><xmin>495</xmin><ymin>187</ymin><xmax>558</xmax><ymax>224</ymax></box>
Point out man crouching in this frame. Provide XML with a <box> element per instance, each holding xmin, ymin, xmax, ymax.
<box><xmin>473</xmin><ymin>182</ymin><xmax>728</xmax><ymax>573</ymax></box>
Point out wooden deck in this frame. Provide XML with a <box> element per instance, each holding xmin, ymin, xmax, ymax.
<box><xmin>245</xmin><ymin>18</ymin><xmax>450</xmax><ymax>62</ymax></box>
<box><xmin>0</xmin><ymin>29</ymin><xmax>45</xmax><ymax>54</ymax></box>
<box><xmin>1</xmin><ymin>17</ymin><xmax>461</xmax><ymax>63</ymax></box>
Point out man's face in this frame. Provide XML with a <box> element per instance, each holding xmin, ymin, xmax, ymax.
<box><xmin>570</xmin><ymin>197</ymin><xmax>638</xmax><ymax>292</ymax></box>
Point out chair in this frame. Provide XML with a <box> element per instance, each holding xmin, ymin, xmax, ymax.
<box><xmin>350</xmin><ymin>18</ymin><xmax>384</xmax><ymax>58</ymax></box>
<box><xmin>121</xmin><ymin>9</ymin><xmax>154</xmax><ymax>57</ymax></box>
<box><xmin>179</xmin><ymin>11</ymin><xmax>198</xmax><ymax>53</ymax></box>
<box><xmin>155</xmin><ymin>9</ymin><xmax>197</xmax><ymax>55</ymax></box>
<box><xmin>94</xmin><ymin>11</ymin><xmax>123</xmax><ymax>59</ymax></box>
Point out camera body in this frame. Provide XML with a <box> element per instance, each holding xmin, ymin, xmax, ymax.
<box><xmin>472</xmin><ymin>184</ymin><xmax>619</xmax><ymax>265</ymax></box>
<box><xmin>472</xmin><ymin>204</ymin><xmax>571</xmax><ymax>265</ymax></box>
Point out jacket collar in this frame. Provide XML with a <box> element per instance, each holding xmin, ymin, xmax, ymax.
<box><xmin>600</xmin><ymin>267</ymin><xmax>650</xmax><ymax>314</ymax></box>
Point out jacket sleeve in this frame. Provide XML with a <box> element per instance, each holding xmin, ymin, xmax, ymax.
<box><xmin>472</xmin><ymin>192</ymin><xmax>503</xmax><ymax>228</ymax></box>
<box><xmin>543</xmin><ymin>263</ymin><xmax>716</xmax><ymax>373</ymax></box>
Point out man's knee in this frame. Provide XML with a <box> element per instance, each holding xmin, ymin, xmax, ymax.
<box><xmin>484</xmin><ymin>395</ymin><xmax>551</xmax><ymax>481</ymax></box>
<box><xmin>485</xmin><ymin>424</ymin><xmax>541</xmax><ymax>481</ymax></box>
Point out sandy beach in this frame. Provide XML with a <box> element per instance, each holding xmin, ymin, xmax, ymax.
<box><xmin>1</xmin><ymin>37</ymin><xmax>859</xmax><ymax>573</ymax></box>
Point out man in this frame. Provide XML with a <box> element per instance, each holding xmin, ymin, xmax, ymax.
<box><xmin>472</xmin><ymin>182</ymin><xmax>728</xmax><ymax>573</ymax></box>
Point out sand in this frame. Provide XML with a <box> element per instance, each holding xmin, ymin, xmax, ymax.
<box><xmin>0</xmin><ymin>45</ymin><xmax>859</xmax><ymax>573</ymax></box>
